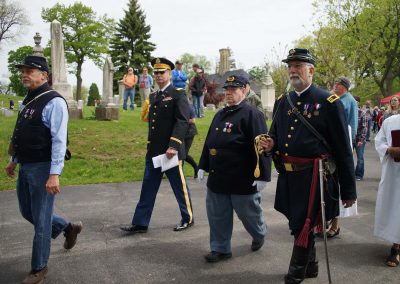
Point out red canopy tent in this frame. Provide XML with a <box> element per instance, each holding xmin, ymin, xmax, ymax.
<box><xmin>380</xmin><ymin>92</ymin><xmax>400</xmax><ymax>105</ymax></box>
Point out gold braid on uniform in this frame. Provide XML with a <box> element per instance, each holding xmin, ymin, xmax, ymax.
<box><xmin>253</xmin><ymin>134</ymin><xmax>269</xmax><ymax>178</ymax></box>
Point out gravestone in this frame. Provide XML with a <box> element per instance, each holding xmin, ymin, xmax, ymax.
<box><xmin>260</xmin><ymin>65</ymin><xmax>275</xmax><ymax>119</ymax></box>
<box><xmin>50</xmin><ymin>20</ymin><xmax>82</xmax><ymax>119</ymax></box>
<box><xmin>95</xmin><ymin>57</ymin><xmax>119</xmax><ymax>120</ymax></box>
<box><xmin>118</xmin><ymin>80</ymin><xmax>125</xmax><ymax>106</ymax></box>
<box><xmin>206</xmin><ymin>104</ymin><xmax>216</xmax><ymax>111</ymax></box>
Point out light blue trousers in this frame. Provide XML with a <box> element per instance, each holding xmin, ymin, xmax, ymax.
<box><xmin>206</xmin><ymin>188</ymin><xmax>267</xmax><ymax>254</ymax></box>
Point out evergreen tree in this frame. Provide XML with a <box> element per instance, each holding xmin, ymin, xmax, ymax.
<box><xmin>109</xmin><ymin>0</ymin><xmax>155</xmax><ymax>92</ymax></box>
<box><xmin>87</xmin><ymin>83</ymin><xmax>100</xmax><ymax>106</ymax></box>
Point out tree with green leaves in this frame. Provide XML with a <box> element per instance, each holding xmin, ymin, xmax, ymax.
<box><xmin>87</xmin><ymin>83</ymin><xmax>100</xmax><ymax>106</ymax></box>
<box><xmin>179</xmin><ymin>53</ymin><xmax>212</xmax><ymax>76</ymax></box>
<box><xmin>315</xmin><ymin>0</ymin><xmax>400</xmax><ymax>98</ymax></box>
<box><xmin>248</xmin><ymin>66</ymin><xmax>267</xmax><ymax>84</ymax></box>
<box><xmin>41</xmin><ymin>2</ymin><xmax>115</xmax><ymax>101</ymax></box>
<box><xmin>7</xmin><ymin>45</ymin><xmax>33</xmax><ymax>96</ymax></box>
<box><xmin>109</xmin><ymin>0</ymin><xmax>155</xmax><ymax>91</ymax></box>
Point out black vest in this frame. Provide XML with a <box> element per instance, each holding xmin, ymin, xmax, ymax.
<box><xmin>11</xmin><ymin>83</ymin><xmax>64</xmax><ymax>164</ymax></box>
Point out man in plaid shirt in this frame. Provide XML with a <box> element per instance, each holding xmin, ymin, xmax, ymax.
<box><xmin>354</xmin><ymin>96</ymin><xmax>369</xmax><ymax>180</ymax></box>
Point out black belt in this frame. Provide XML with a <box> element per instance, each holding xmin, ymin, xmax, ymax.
<box><xmin>209</xmin><ymin>148</ymin><xmax>238</xmax><ymax>156</ymax></box>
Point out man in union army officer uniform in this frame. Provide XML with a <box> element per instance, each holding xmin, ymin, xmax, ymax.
<box><xmin>121</xmin><ymin>57</ymin><xmax>194</xmax><ymax>233</ymax></box>
<box><xmin>260</xmin><ymin>48</ymin><xmax>357</xmax><ymax>283</ymax></box>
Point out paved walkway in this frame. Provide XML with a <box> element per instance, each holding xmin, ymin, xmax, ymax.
<box><xmin>1</xmin><ymin>140</ymin><xmax>398</xmax><ymax>283</ymax></box>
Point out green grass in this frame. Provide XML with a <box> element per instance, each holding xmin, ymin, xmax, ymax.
<box><xmin>0</xmin><ymin>95</ymin><xmax>212</xmax><ymax>190</ymax></box>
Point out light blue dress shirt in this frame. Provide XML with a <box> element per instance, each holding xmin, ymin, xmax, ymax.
<box><xmin>340</xmin><ymin>92</ymin><xmax>358</xmax><ymax>142</ymax></box>
<box><xmin>13</xmin><ymin>97</ymin><xmax>68</xmax><ymax>175</ymax></box>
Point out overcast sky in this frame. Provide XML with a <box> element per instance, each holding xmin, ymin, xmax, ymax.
<box><xmin>0</xmin><ymin>0</ymin><xmax>315</xmax><ymax>91</ymax></box>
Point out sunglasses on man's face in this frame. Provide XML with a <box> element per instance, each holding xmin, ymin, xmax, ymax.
<box><xmin>154</xmin><ymin>71</ymin><xmax>166</xmax><ymax>75</ymax></box>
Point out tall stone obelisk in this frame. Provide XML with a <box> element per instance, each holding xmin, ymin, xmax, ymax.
<box><xmin>50</xmin><ymin>20</ymin><xmax>82</xmax><ymax>119</ymax></box>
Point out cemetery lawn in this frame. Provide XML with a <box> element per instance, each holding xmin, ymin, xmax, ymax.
<box><xmin>0</xmin><ymin>96</ymin><xmax>212</xmax><ymax>190</ymax></box>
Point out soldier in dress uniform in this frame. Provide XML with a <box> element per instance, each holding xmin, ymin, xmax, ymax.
<box><xmin>198</xmin><ymin>75</ymin><xmax>272</xmax><ymax>262</ymax></box>
<box><xmin>120</xmin><ymin>57</ymin><xmax>194</xmax><ymax>233</ymax></box>
<box><xmin>259</xmin><ymin>48</ymin><xmax>357</xmax><ymax>283</ymax></box>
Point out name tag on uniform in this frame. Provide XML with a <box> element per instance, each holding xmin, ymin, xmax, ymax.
<box><xmin>162</xmin><ymin>97</ymin><xmax>173</xmax><ymax>102</ymax></box>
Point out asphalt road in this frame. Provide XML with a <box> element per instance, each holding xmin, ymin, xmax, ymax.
<box><xmin>1</xmin><ymin>140</ymin><xmax>399</xmax><ymax>284</ymax></box>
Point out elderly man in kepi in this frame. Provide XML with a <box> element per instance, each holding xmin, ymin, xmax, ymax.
<box><xmin>120</xmin><ymin>57</ymin><xmax>194</xmax><ymax>233</ymax></box>
<box><xmin>5</xmin><ymin>55</ymin><xmax>82</xmax><ymax>284</ymax></box>
<box><xmin>198</xmin><ymin>75</ymin><xmax>271</xmax><ymax>263</ymax></box>
<box><xmin>259</xmin><ymin>48</ymin><xmax>356</xmax><ymax>283</ymax></box>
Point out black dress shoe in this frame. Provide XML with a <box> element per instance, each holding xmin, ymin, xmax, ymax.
<box><xmin>205</xmin><ymin>251</ymin><xmax>232</xmax><ymax>263</ymax></box>
<box><xmin>173</xmin><ymin>221</ymin><xmax>194</xmax><ymax>231</ymax></box>
<box><xmin>251</xmin><ymin>238</ymin><xmax>265</xmax><ymax>251</ymax></box>
<box><xmin>120</xmin><ymin>224</ymin><xmax>148</xmax><ymax>233</ymax></box>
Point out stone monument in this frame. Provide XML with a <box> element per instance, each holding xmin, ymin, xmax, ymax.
<box><xmin>218</xmin><ymin>48</ymin><xmax>230</xmax><ymax>76</ymax></box>
<box><xmin>95</xmin><ymin>56</ymin><xmax>119</xmax><ymax>120</ymax></box>
<box><xmin>32</xmin><ymin>33</ymin><xmax>44</xmax><ymax>57</ymax></box>
<box><xmin>50</xmin><ymin>20</ymin><xmax>82</xmax><ymax>119</ymax></box>
<box><xmin>260</xmin><ymin>64</ymin><xmax>276</xmax><ymax>119</ymax></box>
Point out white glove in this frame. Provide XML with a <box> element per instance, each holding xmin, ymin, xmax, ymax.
<box><xmin>252</xmin><ymin>181</ymin><xmax>268</xmax><ymax>191</ymax></box>
<box><xmin>197</xmin><ymin>169</ymin><xmax>205</xmax><ymax>183</ymax></box>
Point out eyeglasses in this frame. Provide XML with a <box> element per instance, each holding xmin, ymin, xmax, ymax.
<box><xmin>154</xmin><ymin>71</ymin><xmax>166</xmax><ymax>75</ymax></box>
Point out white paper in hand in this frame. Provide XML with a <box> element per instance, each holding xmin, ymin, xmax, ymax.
<box><xmin>152</xmin><ymin>154</ymin><xmax>163</xmax><ymax>168</ymax></box>
<box><xmin>161</xmin><ymin>154</ymin><xmax>179</xmax><ymax>172</ymax></box>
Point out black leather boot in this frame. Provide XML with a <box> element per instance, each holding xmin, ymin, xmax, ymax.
<box><xmin>305</xmin><ymin>243</ymin><xmax>318</xmax><ymax>278</ymax></box>
<box><xmin>284</xmin><ymin>234</ymin><xmax>314</xmax><ymax>284</ymax></box>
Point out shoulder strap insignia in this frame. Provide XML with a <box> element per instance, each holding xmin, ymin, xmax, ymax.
<box><xmin>327</xmin><ymin>94</ymin><xmax>340</xmax><ymax>103</ymax></box>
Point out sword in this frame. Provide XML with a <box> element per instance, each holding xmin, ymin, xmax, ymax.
<box><xmin>319</xmin><ymin>159</ymin><xmax>332</xmax><ymax>283</ymax></box>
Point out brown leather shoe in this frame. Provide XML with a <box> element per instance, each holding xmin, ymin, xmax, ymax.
<box><xmin>64</xmin><ymin>221</ymin><xmax>83</xmax><ymax>250</ymax></box>
<box><xmin>22</xmin><ymin>266</ymin><xmax>48</xmax><ymax>284</ymax></box>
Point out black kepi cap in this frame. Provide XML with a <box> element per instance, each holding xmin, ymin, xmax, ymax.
<box><xmin>15</xmin><ymin>55</ymin><xmax>49</xmax><ymax>72</ymax></box>
<box><xmin>151</xmin><ymin>57</ymin><xmax>175</xmax><ymax>71</ymax></box>
<box><xmin>223</xmin><ymin>75</ymin><xmax>247</xmax><ymax>89</ymax></box>
<box><xmin>282</xmin><ymin>48</ymin><xmax>315</xmax><ymax>66</ymax></box>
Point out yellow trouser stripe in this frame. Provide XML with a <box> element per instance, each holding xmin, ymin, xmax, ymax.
<box><xmin>178</xmin><ymin>160</ymin><xmax>193</xmax><ymax>223</ymax></box>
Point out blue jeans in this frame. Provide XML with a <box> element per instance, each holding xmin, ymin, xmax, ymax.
<box><xmin>123</xmin><ymin>88</ymin><xmax>135</xmax><ymax>110</ymax></box>
<box><xmin>192</xmin><ymin>95</ymin><xmax>204</xmax><ymax>118</ymax></box>
<box><xmin>366</xmin><ymin>118</ymin><xmax>372</xmax><ymax>141</ymax></box>
<box><xmin>132</xmin><ymin>158</ymin><xmax>194</xmax><ymax>227</ymax></box>
<box><xmin>206</xmin><ymin>189</ymin><xmax>267</xmax><ymax>253</ymax></box>
<box><xmin>17</xmin><ymin>162</ymin><xmax>68</xmax><ymax>270</ymax></box>
<box><xmin>355</xmin><ymin>142</ymin><xmax>365</xmax><ymax>179</ymax></box>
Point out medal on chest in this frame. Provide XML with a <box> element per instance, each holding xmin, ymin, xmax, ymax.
<box><xmin>313</xmin><ymin>103</ymin><xmax>321</xmax><ymax>116</ymax></box>
<box><xmin>223</xmin><ymin>122</ymin><xmax>233</xmax><ymax>133</ymax></box>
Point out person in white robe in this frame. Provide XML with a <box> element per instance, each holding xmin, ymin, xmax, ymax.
<box><xmin>374</xmin><ymin>114</ymin><xmax>400</xmax><ymax>267</ymax></box>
